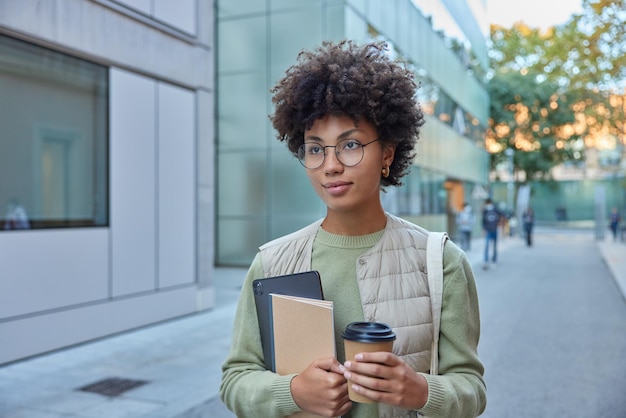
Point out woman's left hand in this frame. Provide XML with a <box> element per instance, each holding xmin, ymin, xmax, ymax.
<box><xmin>342</xmin><ymin>351</ymin><xmax>428</xmax><ymax>410</ymax></box>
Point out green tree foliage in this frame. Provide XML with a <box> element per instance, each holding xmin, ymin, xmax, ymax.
<box><xmin>487</xmin><ymin>71</ymin><xmax>580</xmax><ymax>180</ymax></box>
<box><xmin>488</xmin><ymin>0</ymin><xmax>626</xmax><ymax>179</ymax></box>
<box><xmin>565</xmin><ymin>0</ymin><xmax>626</xmax><ymax>91</ymax></box>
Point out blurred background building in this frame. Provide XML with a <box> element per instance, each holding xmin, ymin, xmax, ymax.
<box><xmin>216</xmin><ymin>0</ymin><xmax>490</xmax><ymax>266</ymax></box>
<box><xmin>0</xmin><ymin>0</ymin><xmax>489</xmax><ymax>364</ymax></box>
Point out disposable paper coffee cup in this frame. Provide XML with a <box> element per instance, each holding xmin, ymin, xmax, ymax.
<box><xmin>342</xmin><ymin>322</ymin><xmax>396</xmax><ymax>403</ymax></box>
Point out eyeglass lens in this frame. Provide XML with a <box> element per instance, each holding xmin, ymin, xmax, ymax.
<box><xmin>297</xmin><ymin>139</ymin><xmax>377</xmax><ymax>169</ymax></box>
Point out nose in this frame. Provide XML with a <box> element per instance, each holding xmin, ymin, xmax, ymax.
<box><xmin>322</xmin><ymin>147</ymin><xmax>344</xmax><ymax>174</ymax></box>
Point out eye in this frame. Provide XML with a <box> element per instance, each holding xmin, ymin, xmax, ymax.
<box><xmin>341</xmin><ymin>139</ymin><xmax>362</xmax><ymax>151</ymax></box>
<box><xmin>306</xmin><ymin>144</ymin><xmax>323</xmax><ymax>155</ymax></box>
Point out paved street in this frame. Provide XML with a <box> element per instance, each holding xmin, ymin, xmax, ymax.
<box><xmin>1</xmin><ymin>227</ymin><xmax>625</xmax><ymax>417</ymax></box>
<box><xmin>478</xmin><ymin>229</ymin><xmax>626</xmax><ymax>417</ymax></box>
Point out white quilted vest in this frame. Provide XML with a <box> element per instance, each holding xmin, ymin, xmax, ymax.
<box><xmin>259</xmin><ymin>213</ymin><xmax>446</xmax><ymax>418</ymax></box>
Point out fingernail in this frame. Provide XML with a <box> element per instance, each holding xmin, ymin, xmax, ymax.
<box><xmin>344</xmin><ymin>361</ymin><xmax>351</xmax><ymax>368</ymax></box>
<box><xmin>355</xmin><ymin>354</ymin><xmax>363</xmax><ymax>360</ymax></box>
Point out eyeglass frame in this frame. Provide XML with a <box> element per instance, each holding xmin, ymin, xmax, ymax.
<box><xmin>296</xmin><ymin>138</ymin><xmax>381</xmax><ymax>169</ymax></box>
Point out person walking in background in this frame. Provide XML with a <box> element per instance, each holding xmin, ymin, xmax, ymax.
<box><xmin>482</xmin><ymin>198</ymin><xmax>501</xmax><ymax>270</ymax></box>
<box><xmin>522</xmin><ymin>207</ymin><xmax>535</xmax><ymax>247</ymax></box>
<box><xmin>609</xmin><ymin>207</ymin><xmax>621</xmax><ymax>241</ymax></box>
<box><xmin>508</xmin><ymin>214</ymin><xmax>518</xmax><ymax>237</ymax></box>
<box><xmin>220</xmin><ymin>40</ymin><xmax>486</xmax><ymax>418</ymax></box>
<box><xmin>456</xmin><ymin>202</ymin><xmax>475</xmax><ymax>251</ymax></box>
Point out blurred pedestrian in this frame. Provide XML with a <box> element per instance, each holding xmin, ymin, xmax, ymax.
<box><xmin>482</xmin><ymin>198</ymin><xmax>501</xmax><ymax>269</ymax></box>
<box><xmin>508</xmin><ymin>215</ymin><xmax>518</xmax><ymax>237</ymax></box>
<box><xmin>456</xmin><ymin>202</ymin><xmax>475</xmax><ymax>251</ymax></box>
<box><xmin>3</xmin><ymin>199</ymin><xmax>30</xmax><ymax>230</ymax></box>
<box><xmin>609</xmin><ymin>207</ymin><xmax>621</xmax><ymax>241</ymax></box>
<box><xmin>522</xmin><ymin>207</ymin><xmax>534</xmax><ymax>247</ymax></box>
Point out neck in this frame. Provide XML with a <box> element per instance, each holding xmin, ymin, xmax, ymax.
<box><xmin>321</xmin><ymin>207</ymin><xmax>387</xmax><ymax>235</ymax></box>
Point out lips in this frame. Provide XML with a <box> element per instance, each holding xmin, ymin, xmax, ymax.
<box><xmin>323</xmin><ymin>181</ymin><xmax>352</xmax><ymax>196</ymax></box>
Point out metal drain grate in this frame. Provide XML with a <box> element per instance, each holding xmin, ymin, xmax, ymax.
<box><xmin>78</xmin><ymin>377</ymin><xmax>149</xmax><ymax>397</ymax></box>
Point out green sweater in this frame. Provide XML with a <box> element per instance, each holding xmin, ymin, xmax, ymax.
<box><xmin>220</xmin><ymin>228</ymin><xmax>486</xmax><ymax>417</ymax></box>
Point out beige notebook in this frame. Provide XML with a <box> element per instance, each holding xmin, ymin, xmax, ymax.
<box><xmin>270</xmin><ymin>294</ymin><xmax>336</xmax><ymax>418</ymax></box>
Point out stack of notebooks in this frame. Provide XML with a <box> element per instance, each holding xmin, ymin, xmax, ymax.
<box><xmin>253</xmin><ymin>271</ymin><xmax>336</xmax><ymax>418</ymax></box>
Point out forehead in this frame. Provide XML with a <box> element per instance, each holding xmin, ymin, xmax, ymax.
<box><xmin>306</xmin><ymin>115</ymin><xmax>376</xmax><ymax>137</ymax></box>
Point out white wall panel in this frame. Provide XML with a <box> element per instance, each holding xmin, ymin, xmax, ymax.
<box><xmin>0</xmin><ymin>229</ymin><xmax>109</xmax><ymax>319</ymax></box>
<box><xmin>157</xmin><ymin>83</ymin><xmax>196</xmax><ymax>288</ymax></box>
<box><xmin>154</xmin><ymin>0</ymin><xmax>196</xmax><ymax>35</ymax></box>
<box><xmin>0</xmin><ymin>1</ymin><xmax>209</xmax><ymax>89</ymax></box>
<box><xmin>110</xmin><ymin>68</ymin><xmax>157</xmax><ymax>296</ymax></box>
<box><xmin>112</xmin><ymin>0</ymin><xmax>152</xmax><ymax>15</ymax></box>
<box><xmin>0</xmin><ymin>286</ymin><xmax>195</xmax><ymax>364</ymax></box>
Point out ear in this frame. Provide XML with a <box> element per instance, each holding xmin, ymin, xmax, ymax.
<box><xmin>382</xmin><ymin>143</ymin><xmax>396</xmax><ymax>168</ymax></box>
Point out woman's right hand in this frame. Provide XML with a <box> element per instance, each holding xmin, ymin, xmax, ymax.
<box><xmin>290</xmin><ymin>357</ymin><xmax>352</xmax><ymax>417</ymax></box>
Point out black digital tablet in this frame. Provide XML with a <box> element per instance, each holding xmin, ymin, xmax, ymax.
<box><xmin>252</xmin><ymin>271</ymin><xmax>324</xmax><ymax>371</ymax></box>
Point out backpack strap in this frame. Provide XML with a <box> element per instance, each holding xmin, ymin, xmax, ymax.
<box><xmin>426</xmin><ymin>231</ymin><xmax>448</xmax><ymax>375</ymax></box>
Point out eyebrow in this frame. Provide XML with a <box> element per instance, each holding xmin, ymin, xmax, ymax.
<box><xmin>304</xmin><ymin>128</ymin><xmax>360</xmax><ymax>142</ymax></box>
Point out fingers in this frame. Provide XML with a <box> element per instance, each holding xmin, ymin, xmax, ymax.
<box><xmin>316</xmin><ymin>357</ymin><xmax>346</xmax><ymax>375</ymax></box>
<box><xmin>291</xmin><ymin>358</ymin><xmax>353</xmax><ymax>417</ymax></box>
<box><xmin>343</xmin><ymin>362</ymin><xmax>394</xmax><ymax>394</ymax></box>
<box><xmin>347</xmin><ymin>379</ymin><xmax>387</xmax><ymax>403</ymax></box>
<box><xmin>346</xmin><ymin>351</ymin><xmax>399</xmax><ymax>369</ymax></box>
<box><xmin>342</xmin><ymin>352</ymin><xmax>398</xmax><ymax>394</ymax></box>
<box><xmin>341</xmin><ymin>354</ymin><xmax>429</xmax><ymax>410</ymax></box>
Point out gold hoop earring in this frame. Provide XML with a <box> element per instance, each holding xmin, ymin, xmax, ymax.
<box><xmin>382</xmin><ymin>166</ymin><xmax>390</xmax><ymax>178</ymax></box>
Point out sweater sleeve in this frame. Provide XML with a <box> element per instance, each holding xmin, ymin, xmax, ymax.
<box><xmin>219</xmin><ymin>254</ymin><xmax>303</xmax><ymax>417</ymax></box>
<box><xmin>417</xmin><ymin>242</ymin><xmax>487</xmax><ymax>418</ymax></box>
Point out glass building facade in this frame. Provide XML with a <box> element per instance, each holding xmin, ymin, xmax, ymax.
<box><xmin>216</xmin><ymin>0</ymin><xmax>491</xmax><ymax>267</ymax></box>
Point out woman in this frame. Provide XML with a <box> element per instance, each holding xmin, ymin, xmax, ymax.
<box><xmin>220</xmin><ymin>40</ymin><xmax>486</xmax><ymax>418</ymax></box>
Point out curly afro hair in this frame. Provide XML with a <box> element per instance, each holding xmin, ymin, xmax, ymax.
<box><xmin>269</xmin><ymin>40</ymin><xmax>425</xmax><ymax>187</ymax></box>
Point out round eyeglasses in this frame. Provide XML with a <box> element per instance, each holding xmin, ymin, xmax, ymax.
<box><xmin>297</xmin><ymin>138</ymin><xmax>380</xmax><ymax>169</ymax></box>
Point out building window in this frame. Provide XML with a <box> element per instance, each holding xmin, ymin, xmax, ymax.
<box><xmin>0</xmin><ymin>35</ymin><xmax>108</xmax><ymax>230</ymax></box>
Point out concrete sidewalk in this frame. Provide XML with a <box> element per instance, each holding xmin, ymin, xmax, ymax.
<box><xmin>0</xmin><ymin>285</ymin><xmax>242</xmax><ymax>418</ymax></box>
<box><xmin>597</xmin><ymin>239</ymin><xmax>626</xmax><ymax>300</ymax></box>
<box><xmin>1</xmin><ymin>230</ymin><xmax>624</xmax><ymax>418</ymax></box>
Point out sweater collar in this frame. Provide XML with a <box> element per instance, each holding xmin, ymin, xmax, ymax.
<box><xmin>316</xmin><ymin>226</ymin><xmax>384</xmax><ymax>249</ymax></box>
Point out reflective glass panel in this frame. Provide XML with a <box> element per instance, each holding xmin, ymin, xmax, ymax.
<box><xmin>0</xmin><ymin>35</ymin><xmax>108</xmax><ymax>230</ymax></box>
